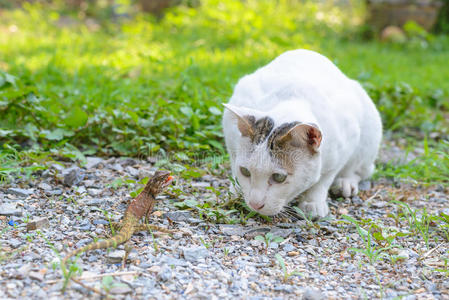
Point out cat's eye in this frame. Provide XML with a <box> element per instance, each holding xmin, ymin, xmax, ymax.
<box><xmin>240</xmin><ymin>166</ymin><xmax>251</xmax><ymax>177</ymax></box>
<box><xmin>272</xmin><ymin>173</ymin><xmax>287</xmax><ymax>183</ymax></box>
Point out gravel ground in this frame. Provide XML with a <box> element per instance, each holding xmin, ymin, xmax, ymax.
<box><xmin>1</xmin><ymin>149</ymin><xmax>448</xmax><ymax>299</ymax></box>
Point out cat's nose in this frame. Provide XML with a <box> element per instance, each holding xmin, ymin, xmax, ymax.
<box><xmin>249</xmin><ymin>201</ymin><xmax>265</xmax><ymax>210</ymax></box>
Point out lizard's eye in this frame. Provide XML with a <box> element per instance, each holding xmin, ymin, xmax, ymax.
<box><xmin>240</xmin><ymin>166</ymin><xmax>251</xmax><ymax>177</ymax></box>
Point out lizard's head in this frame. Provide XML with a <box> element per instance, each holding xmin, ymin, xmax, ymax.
<box><xmin>148</xmin><ymin>170</ymin><xmax>173</xmax><ymax>194</ymax></box>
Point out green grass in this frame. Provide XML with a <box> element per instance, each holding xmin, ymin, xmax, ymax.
<box><xmin>0</xmin><ymin>0</ymin><xmax>448</xmax><ymax>185</ymax></box>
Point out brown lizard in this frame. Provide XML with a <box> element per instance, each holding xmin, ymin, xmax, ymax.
<box><xmin>62</xmin><ymin>170</ymin><xmax>174</xmax><ymax>270</ymax></box>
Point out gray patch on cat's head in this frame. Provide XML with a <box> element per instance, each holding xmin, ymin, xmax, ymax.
<box><xmin>266</xmin><ymin>121</ymin><xmax>301</xmax><ymax>172</ymax></box>
<box><xmin>244</xmin><ymin>115</ymin><xmax>274</xmax><ymax>145</ymax></box>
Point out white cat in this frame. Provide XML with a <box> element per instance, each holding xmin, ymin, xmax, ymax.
<box><xmin>222</xmin><ymin>49</ymin><xmax>382</xmax><ymax>218</ymax></box>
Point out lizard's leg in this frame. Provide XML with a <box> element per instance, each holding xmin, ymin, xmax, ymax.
<box><xmin>121</xmin><ymin>242</ymin><xmax>133</xmax><ymax>269</ymax></box>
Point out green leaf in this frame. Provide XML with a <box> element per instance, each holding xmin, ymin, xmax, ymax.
<box><xmin>0</xmin><ymin>71</ymin><xmax>17</xmax><ymax>88</ymax></box>
<box><xmin>42</xmin><ymin>128</ymin><xmax>72</xmax><ymax>141</ymax></box>
<box><xmin>208</xmin><ymin>140</ymin><xmax>224</xmax><ymax>151</ymax></box>
<box><xmin>180</xmin><ymin>106</ymin><xmax>193</xmax><ymax>117</ymax></box>
<box><xmin>275</xmin><ymin>253</ymin><xmax>286</xmax><ymax>271</ymax></box>
<box><xmin>65</xmin><ymin>106</ymin><xmax>88</xmax><ymax>128</ymax></box>
<box><xmin>254</xmin><ymin>235</ymin><xmax>265</xmax><ymax>242</ymax></box>
<box><xmin>273</xmin><ymin>237</ymin><xmax>284</xmax><ymax>243</ymax></box>
<box><xmin>0</xmin><ymin>129</ymin><xmax>15</xmax><ymax>137</ymax></box>
<box><xmin>372</xmin><ymin>231</ymin><xmax>384</xmax><ymax>241</ymax></box>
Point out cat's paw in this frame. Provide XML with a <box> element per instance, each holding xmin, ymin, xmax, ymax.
<box><xmin>298</xmin><ymin>199</ymin><xmax>329</xmax><ymax>219</ymax></box>
<box><xmin>331</xmin><ymin>177</ymin><xmax>359</xmax><ymax>198</ymax></box>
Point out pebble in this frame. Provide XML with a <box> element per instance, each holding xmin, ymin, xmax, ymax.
<box><xmin>37</xmin><ymin>182</ymin><xmax>52</xmax><ymax>191</ymax></box>
<box><xmin>397</xmin><ymin>249</ymin><xmax>410</xmax><ymax>260</ymax></box>
<box><xmin>282</xmin><ymin>243</ymin><xmax>296</xmax><ymax>252</ymax></box>
<box><xmin>7</xmin><ymin>188</ymin><xmax>34</xmax><ymax>197</ymax></box>
<box><xmin>47</xmin><ymin>189</ymin><xmax>63</xmax><ymax>196</ymax></box>
<box><xmin>29</xmin><ymin>271</ymin><xmax>44</xmax><ymax>282</ymax></box>
<box><xmin>87</xmin><ymin>188</ymin><xmax>102</xmax><ymax>196</ymax></box>
<box><xmin>110</xmin><ymin>285</ymin><xmax>132</xmax><ymax>294</ymax></box>
<box><xmin>358</xmin><ymin>180</ymin><xmax>371</xmax><ymax>191</ymax></box>
<box><xmin>125</xmin><ymin>166</ymin><xmax>139</xmax><ymax>177</ymax></box>
<box><xmin>183</xmin><ymin>246</ymin><xmax>209</xmax><ymax>263</ymax></box>
<box><xmin>163</xmin><ymin>211</ymin><xmax>193</xmax><ymax>222</ymax></box>
<box><xmin>92</xmin><ymin>219</ymin><xmax>109</xmax><ymax>225</ymax></box>
<box><xmin>7</xmin><ymin>238</ymin><xmax>23</xmax><ymax>249</ymax></box>
<box><xmin>0</xmin><ymin>203</ymin><xmax>22</xmax><ymax>216</ymax></box>
<box><xmin>302</xmin><ymin>287</ymin><xmax>324</xmax><ymax>300</ymax></box>
<box><xmin>63</xmin><ymin>167</ymin><xmax>85</xmax><ymax>186</ymax></box>
<box><xmin>85</xmin><ymin>157</ymin><xmax>104</xmax><ymax>169</ymax></box>
<box><xmin>26</xmin><ymin>217</ymin><xmax>50</xmax><ymax>231</ymax></box>
<box><xmin>157</xmin><ymin>265</ymin><xmax>173</xmax><ymax>281</ymax></box>
<box><xmin>106</xmin><ymin>250</ymin><xmax>126</xmax><ymax>263</ymax></box>
<box><xmin>110</xmin><ymin>163</ymin><xmax>124</xmax><ymax>172</ymax></box>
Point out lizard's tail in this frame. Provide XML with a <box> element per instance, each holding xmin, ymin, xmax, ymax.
<box><xmin>61</xmin><ymin>218</ymin><xmax>135</xmax><ymax>273</ymax></box>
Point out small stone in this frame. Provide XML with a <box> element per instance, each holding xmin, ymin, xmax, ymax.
<box><xmin>269</xmin><ymin>242</ymin><xmax>279</xmax><ymax>249</ymax></box>
<box><xmin>0</xmin><ymin>203</ymin><xmax>22</xmax><ymax>216</ymax></box>
<box><xmin>157</xmin><ymin>265</ymin><xmax>172</xmax><ymax>282</ymax></box>
<box><xmin>160</xmin><ymin>255</ymin><xmax>189</xmax><ymax>267</ymax></box>
<box><xmin>125</xmin><ymin>166</ymin><xmax>139</xmax><ymax>177</ymax></box>
<box><xmin>16</xmin><ymin>264</ymin><xmax>32</xmax><ymax>278</ymax></box>
<box><xmin>219</xmin><ymin>224</ymin><xmax>246</xmax><ymax>236</ymax></box>
<box><xmin>358</xmin><ymin>180</ymin><xmax>371</xmax><ymax>191</ymax></box>
<box><xmin>351</xmin><ymin>196</ymin><xmax>363</xmax><ymax>205</ymax></box>
<box><xmin>106</xmin><ymin>250</ymin><xmax>126</xmax><ymax>263</ymax></box>
<box><xmin>29</xmin><ymin>271</ymin><xmax>44</xmax><ymax>282</ymax></box>
<box><xmin>88</xmin><ymin>255</ymin><xmax>98</xmax><ymax>262</ymax></box>
<box><xmin>148</xmin><ymin>265</ymin><xmax>161</xmax><ymax>273</ymax></box>
<box><xmin>183</xmin><ymin>246</ymin><xmax>209</xmax><ymax>263</ymax></box>
<box><xmin>163</xmin><ymin>211</ymin><xmax>192</xmax><ymax>222</ymax></box>
<box><xmin>63</xmin><ymin>167</ymin><xmax>85</xmax><ymax>186</ymax></box>
<box><xmin>47</xmin><ymin>189</ymin><xmax>63</xmax><ymax>196</ymax></box>
<box><xmin>87</xmin><ymin>188</ymin><xmax>102</xmax><ymax>196</ymax></box>
<box><xmin>76</xmin><ymin>220</ymin><xmax>91</xmax><ymax>231</ymax></box>
<box><xmin>119</xmin><ymin>158</ymin><xmax>137</xmax><ymax>167</ymax></box>
<box><xmin>274</xmin><ymin>284</ymin><xmax>294</xmax><ymax>293</ymax></box>
<box><xmin>269</xmin><ymin>228</ymin><xmax>293</xmax><ymax>238</ymax></box>
<box><xmin>7</xmin><ymin>188</ymin><xmax>34</xmax><ymax>197</ymax></box>
<box><xmin>92</xmin><ymin>219</ymin><xmax>109</xmax><ymax>225</ymax></box>
<box><xmin>85</xmin><ymin>157</ymin><xmax>104</xmax><ymax>169</ymax></box>
<box><xmin>109</xmin><ymin>285</ymin><xmax>132</xmax><ymax>294</ymax></box>
<box><xmin>50</xmin><ymin>163</ymin><xmax>65</xmax><ymax>172</ymax></box>
<box><xmin>288</xmin><ymin>251</ymin><xmax>299</xmax><ymax>257</ymax></box>
<box><xmin>38</xmin><ymin>182</ymin><xmax>52</xmax><ymax>191</ymax></box>
<box><xmin>7</xmin><ymin>238</ymin><xmax>23</xmax><ymax>249</ymax></box>
<box><xmin>338</xmin><ymin>207</ymin><xmax>349</xmax><ymax>215</ymax></box>
<box><xmin>397</xmin><ymin>249</ymin><xmax>410</xmax><ymax>260</ymax></box>
<box><xmin>76</xmin><ymin>186</ymin><xmax>87</xmax><ymax>194</ymax></box>
<box><xmin>282</xmin><ymin>243</ymin><xmax>296</xmax><ymax>252</ymax></box>
<box><xmin>302</xmin><ymin>287</ymin><xmax>324</xmax><ymax>300</ymax></box>
<box><xmin>110</xmin><ymin>163</ymin><xmax>124</xmax><ymax>172</ymax></box>
<box><xmin>85</xmin><ymin>198</ymin><xmax>102</xmax><ymax>206</ymax></box>
<box><xmin>26</xmin><ymin>217</ymin><xmax>50</xmax><ymax>231</ymax></box>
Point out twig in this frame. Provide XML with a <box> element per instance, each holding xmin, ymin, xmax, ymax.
<box><xmin>70</xmin><ymin>276</ymin><xmax>107</xmax><ymax>297</ymax></box>
<box><xmin>365</xmin><ymin>189</ymin><xmax>381</xmax><ymax>203</ymax></box>
<box><xmin>421</xmin><ymin>243</ymin><xmax>443</xmax><ymax>260</ymax></box>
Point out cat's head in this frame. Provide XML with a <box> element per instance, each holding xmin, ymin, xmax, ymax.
<box><xmin>224</xmin><ymin>103</ymin><xmax>323</xmax><ymax>216</ymax></box>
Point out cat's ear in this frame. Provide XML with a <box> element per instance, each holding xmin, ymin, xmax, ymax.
<box><xmin>223</xmin><ymin>103</ymin><xmax>255</xmax><ymax>138</ymax></box>
<box><xmin>279</xmin><ymin>123</ymin><xmax>322</xmax><ymax>153</ymax></box>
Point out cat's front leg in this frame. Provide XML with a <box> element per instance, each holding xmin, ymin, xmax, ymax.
<box><xmin>297</xmin><ymin>173</ymin><xmax>335</xmax><ymax>219</ymax></box>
